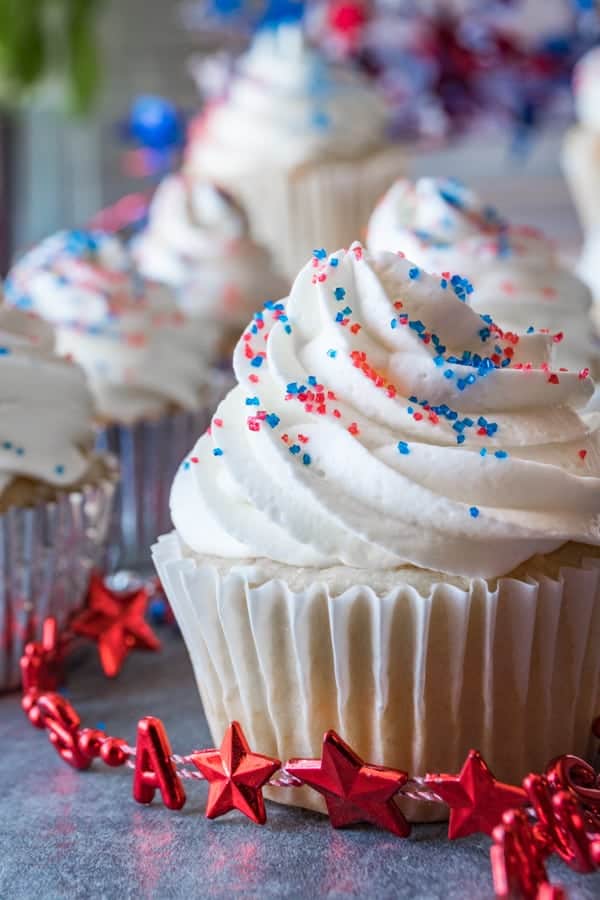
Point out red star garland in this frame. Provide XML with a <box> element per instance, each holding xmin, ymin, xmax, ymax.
<box><xmin>190</xmin><ymin>721</ymin><xmax>280</xmax><ymax>825</ymax></box>
<box><xmin>425</xmin><ymin>750</ymin><xmax>528</xmax><ymax>839</ymax></box>
<box><xmin>286</xmin><ymin>730</ymin><xmax>410</xmax><ymax>837</ymax></box>
<box><xmin>70</xmin><ymin>573</ymin><xmax>160</xmax><ymax>677</ymax></box>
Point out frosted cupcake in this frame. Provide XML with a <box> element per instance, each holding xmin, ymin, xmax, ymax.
<box><xmin>132</xmin><ymin>174</ymin><xmax>288</xmax><ymax>356</ymax></box>
<box><xmin>0</xmin><ymin>303</ymin><xmax>116</xmax><ymax>689</ymax></box>
<box><xmin>6</xmin><ymin>230</ymin><xmax>211</xmax><ymax>570</ymax></box>
<box><xmin>562</xmin><ymin>47</ymin><xmax>600</xmax><ymax>236</ymax></box>
<box><xmin>186</xmin><ymin>23</ymin><xmax>404</xmax><ymax>278</ymax></box>
<box><xmin>367</xmin><ymin>177</ymin><xmax>599</xmax><ymax>381</ymax></box>
<box><xmin>154</xmin><ymin>243</ymin><xmax>600</xmax><ymax>820</ymax></box>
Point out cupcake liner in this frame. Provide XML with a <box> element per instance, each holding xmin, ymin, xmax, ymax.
<box><xmin>209</xmin><ymin>144</ymin><xmax>405</xmax><ymax>279</ymax></box>
<box><xmin>153</xmin><ymin>532</ymin><xmax>600</xmax><ymax>822</ymax></box>
<box><xmin>0</xmin><ymin>464</ymin><xmax>117</xmax><ymax>692</ymax></box>
<box><xmin>562</xmin><ymin>128</ymin><xmax>600</xmax><ymax>235</ymax></box>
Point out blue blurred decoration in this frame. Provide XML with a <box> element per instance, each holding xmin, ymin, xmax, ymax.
<box><xmin>209</xmin><ymin>0</ymin><xmax>246</xmax><ymax>13</ymax></box>
<box><xmin>258</xmin><ymin>0</ymin><xmax>305</xmax><ymax>26</ymax></box>
<box><xmin>127</xmin><ymin>95</ymin><xmax>185</xmax><ymax>151</ymax></box>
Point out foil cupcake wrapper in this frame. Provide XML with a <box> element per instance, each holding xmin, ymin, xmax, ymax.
<box><xmin>97</xmin><ymin>378</ymin><xmax>232</xmax><ymax>573</ymax></box>
<box><xmin>0</xmin><ymin>469</ymin><xmax>117</xmax><ymax>692</ymax></box>
<box><xmin>153</xmin><ymin>532</ymin><xmax>600</xmax><ymax>822</ymax></box>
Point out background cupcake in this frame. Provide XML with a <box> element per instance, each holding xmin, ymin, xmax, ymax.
<box><xmin>367</xmin><ymin>177</ymin><xmax>599</xmax><ymax>382</ymax></box>
<box><xmin>132</xmin><ymin>174</ymin><xmax>288</xmax><ymax>359</ymax></box>
<box><xmin>562</xmin><ymin>46</ymin><xmax>600</xmax><ymax>238</ymax></box>
<box><xmin>0</xmin><ymin>302</ymin><xmax>116</xmax><ymax>689</ymax></box>
<box><xmin>185</xmin><ymin>23</ymin><xmax>404</xmax><ymax>279</ymax></box>
<box><xmin>154</xmin><ymin>244</ymin><xmax>600</xmax><ymax>820</ymax></box>
<box><xmin>5</xmin><ymin>229</ymin><xmax>210</xmax><ymax>571</ymax></box>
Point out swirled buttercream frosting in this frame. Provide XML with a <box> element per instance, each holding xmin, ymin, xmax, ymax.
<box><xmin>171</xmin><ymin>243</ymin><xmax>600</xmax><ymax>579</ymax></box>
<box><xmin>367</xmin><ymin>177</ymin><xmax>597</xmax><ymax>373</ymax></box>
<box><xmin>6</xmin><ymin>230</ymin><xmax>210</xmax><ymax>423</ymax></box>
<box><xmin>0</xmin><ymin>304</ymin><xmax>95</xmax><ymax>501</ymax></box>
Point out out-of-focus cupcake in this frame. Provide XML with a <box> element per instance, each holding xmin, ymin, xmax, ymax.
<box><xmin>185</xmin><ymin>23</ymin><xmax>404</xmax><ymax>278</ymax></box>
<box><xmin>154</xmin><ymin>243</ymin><xmax>600</xmax><ymax>821</ymax></box>
<box><xmin>0</xmin><ymin>302</ymin><xmax>117</xmax><ymax>689</ymax></box>
<box><xmin>367</xmin><ymin>177</ymin><xmax>599</xmax><ymax>383</ymax></box>
<box><xmin>562</xmin><ymin>47</ymin><xmax>600</xmax><ymax>237</ymax></box>
<box><xmin>5</xmin><ymin>230</ymin><xmax>211</xmax><ymax>571</ymax></box>
<box><xmin>132</xmin><ymin>174</ymin><xmax>288</xmax><ymax>358</ymax></box>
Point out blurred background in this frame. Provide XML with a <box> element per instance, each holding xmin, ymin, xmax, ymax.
<box><xmin>3</xmin><ymin>0</ymin><xmax>600</xmax><ymax>269</ymax></box>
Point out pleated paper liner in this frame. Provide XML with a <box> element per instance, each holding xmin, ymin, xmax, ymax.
<box><xmin>194</xmin><ymin>144</ymin><xmax>406</xmax><ymax>280</ymax></box>
<box><xmin>97</xmin><ymin>376</ymin><xmax>232</xmax><ymax>573</ymax></box>
<box><xmin>0</xmin><ymin>458</ymin><xmax>118</xmax><ymax>691</ymax></box>
<box><xmin>153</xmin><ymin>532</ymin><xmax>600</xmax><ymax>821</ymax></box>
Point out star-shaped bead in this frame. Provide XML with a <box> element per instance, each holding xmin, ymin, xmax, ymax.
<box><xmin>285</xmin><ymin>730</ymin><xmax>410</xmax><ymax>837</ymax></box>
<box><xmin>70</xmin><ymin>573</ymin><xmax>160</xmax><ymax>677</ymax></box>
<box><xmin>190</xmin><ymin>721</ymin><xmax>281</xmax><ymax>824</ymax></box>
<box><xmin>425</xmin><ymin>750</ymin><xmax>528</xmax><ymax>839</ymax></box>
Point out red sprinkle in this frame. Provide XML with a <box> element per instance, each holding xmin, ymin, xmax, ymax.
<box><xmin>553</xmin><ymin>332</ymin><xmax>564</xmax><ymax>343</ymax></box>
<box><xmin>548</xmin><ymin>373</ymin><xmax>560</xmax><ymax>384</ymax></box>
<box><xmin>348</xmin><ymin>422</ymin><xmax>360</xmax><ymax>435</ymax></box>
<box><xmin>579</xmin><ymin>368</ymin><xmax>590</xmax><ymax>380</ymax></box>
<box><xmin>579</xmin><ymin>449</ymin><xmax>588</xmax><ymax>460</ymax></box>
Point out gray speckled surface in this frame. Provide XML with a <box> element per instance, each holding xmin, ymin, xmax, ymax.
<box><xmin>1</xmin><ymin>630</ymin><xmax>599</xmax><ymax>900</ymax></box>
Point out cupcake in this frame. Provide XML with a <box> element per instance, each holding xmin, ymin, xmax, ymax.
<box><xmin>5</xmin><ymin>230</ymin><xmax>211</xmax><ymax>571</ymax></box>
<box><xmin>154</xmin><ymin>243</ymin><xmax>600</xmax><ymax>821</ymax></box>
<box><xmin>132</xmin><ymin>173</ymin><xmax>288</xmax><ymax>358</ymax></box>
<box><xmin>367</xmin><ymin>177</ymin><xmax>599</xmax><ymax>382</ymax></box>
<box><xmin>0</xmin><ymin>303</ymin><xmax>117</xmax><ymax>689</ymax></box>
<box><xmin>562</xmin><ymin>47</ymin><xmax>600</xmax><ymax>237</ymax></box>
<box><xmin>185</xmin><ymin>23</ymin><xmax>405</xmax><ymax>279</ymax></box>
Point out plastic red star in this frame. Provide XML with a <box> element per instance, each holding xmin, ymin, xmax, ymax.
<box><xmin>425</xmin><ymin>750</ymin><xmax>527</xmax><ymax>839</ymax></box>
<box><xmin>190</xmin><ymin>721</ymin><xmax>281</xmax><ymax>824</ymax></box>
<box><xmin>285</xmin><ymin>730</ymin><xmax>410</xmax><ymax>837</ymax></box>
<box><xmin>70</xmin><ymin>573</ymin><xmax>160</xmax><ymax>677</ymax></box>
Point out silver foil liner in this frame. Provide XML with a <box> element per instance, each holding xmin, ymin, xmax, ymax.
<box><xmin>96</xmin><ymin>378</ymin><xmax>231</xmax><ymax>573</ymax></box>
<box><xmin>0</xmin><ymin>467</ymin><xmax>117</xmax><ymax>692</ymax></box>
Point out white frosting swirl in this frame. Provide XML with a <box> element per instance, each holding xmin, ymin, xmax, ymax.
<box><xmin>0</xmin><ymin>305</ymin><xmax>95</xmax><ymax>500</ymax></box>
<box><xmin>573</xmin><ymin>47</ymin><xmax>600</xmax><ymax>133</ymax></box>
<box><xmin>6</xmin><ymin>231</ymin><xmax>210</xmax><ymax>424</ymax></box>
<box><xmin>132</xmin><ymin>174</ymin><xmax>288</xmax><ymax>327</ymax></box>
<box><xmin>171</xmin><ymin>243</ymin><xmax>600</xmax><ymax>580</ymax></box>
<box><xmin>367</xmin><ymin>177</ymin><xmax>597</xmax><ymax>372</ymax></box>
<box><xmin>186</xmin><ymin>24</ymin><xmax>387</xmax><ymax>178</ymax></box>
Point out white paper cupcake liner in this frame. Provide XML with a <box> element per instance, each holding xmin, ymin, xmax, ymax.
<box><xmin>96</xmin><ymin>378</ymin><xmax>231</xmax><ymax>573</ymax></box>
<box><xmin>0</xmin><ymin>464</ymin><xmax>117</xmax><ymax>692</ymax></box>
<box><xmin>208</xmin><ymin>144</ymin><xmax>406</xmax><ymax>279</ymax></box>
<box><xmin>153</xmin><ymin>532</ymin><xmax>600</xmax><ymax>821</ymax></box>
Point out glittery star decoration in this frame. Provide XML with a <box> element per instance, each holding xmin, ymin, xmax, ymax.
<box><xmin>70</xmin><ymin>573</ymin><xmax>160</xmax><ymax>677</ymax></box>
<box><xmin>190</xmin><ymin>721</ymin><xmax>281</xmax><ymax>824</ymax></box>
<box><xmin>425</xmin><ymin>750</ymin><xmax>528</xmax><ymax>840</ymax></box>
<box><xmin>285</xmin><ymin>730</ymin><xmax>410</xmax><ymax>837</ymax></box>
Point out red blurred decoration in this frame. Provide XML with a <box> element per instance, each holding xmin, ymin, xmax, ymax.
<box><xmin>286</xmin><ymin>729</ymin><xmax>410</xmax><ymax>837</ymax></box>
<box><xmin>88</xmin><ymin>192</ymin><xmax>150</xmax><ymax>233</ymax></box>
<box><xmin>190</xmin><ymin>720</ymin><xmax>280</xmax><ymax>824</ymax></box>
<box><xmin>19</xmin><ymin>617</ymin><xmax>64</xmax><ymax>693</ymax></box>
<box><xmin>425</xmin><ymin>749</ymin><xmax>528</xmax><ymax>839</ymax></box>
<box><xmin>33</xmin><ymin>693</ymin><xmax>94</xmax><ymax>770</ymax></box>
<box><xmin>71</xmin><ymin>573</ymin><xmax>160</xmax><ymax>677</ymax></box>
<box><xmin>491</xmin><ymin>808</ymin><xmax>550</xmax><ymax>900</ymax></box>
<box><xmin>133</xmin><ymin>716</ymin><xmax>186</xmax><ymax>810</ymax></box>
<box><xmin>327</xmin><ymin>0</ymin><xmax>369</xmax><ymax>52</ymax></box>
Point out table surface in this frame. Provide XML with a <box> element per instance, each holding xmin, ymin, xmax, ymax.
<box><xmin>1</xmin><ymin>630</ymin><xmax>599</xmax><ymax>900</ymax></box>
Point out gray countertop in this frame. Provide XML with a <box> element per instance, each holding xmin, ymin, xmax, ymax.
<box><xmin>2</xmin><ymin>629</ymin><xmax>599</xmax><ymax>900</ymax></box>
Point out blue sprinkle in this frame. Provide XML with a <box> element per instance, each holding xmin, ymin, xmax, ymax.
<box><xmin>397</xmin><ymin>441</ymin><xmax>410</xmax><ymax>455</ymax></box>
<box><xmin>54</xmin><ymin>464</ymin><xmax>65</xmax><ymax>475</ymax></box>
<box><xmin>526</xmin><ymin>325</ymin><xmax>535</xmax><ymax>334</ymax></box>
<box><xmin>245</xmin><ymin>396</ymin><xmax>260</xmax><ymax>406</ymax></box>
<box><xmin>342</xmin><ymin>306</ymin><xmax>352</xmax><ymax>316</ymax></box>
<box><xmin>308</xmin><ymin>375</ymin><xmax>317</xmax><ymax>386</ymax></box>
<box><xmin>289</xmin><ymin>444</ymin><xmax>301</xmax><ymax>455</ymax></box>
<box><xmin>329</xmin><ymin>257</ymin><xmax>339</xmax><ymax>267</ymax></box>
<box><xmin>302</xmin><ymin>453</ymin><xmax>311</xmax><ymax>466</ymax></box>
<box><xmin>480</xmin><ymin>314</ymin><xmax>493</xmax><ymax>324</ymax></box>
<box><xmin>266</xmin><ymin>413</ymin><xmax>280</xmax><ymax>428</ymax></box>
<box><xmin>457</xmin><ymin>379</ymin><xmax>466</xmax><ymax>391</ymax></box>
<box><xmin>2</xmin><ymin>441</ymin><xmax>11</xmax><ymax>449</ymax></box>
<box><xmin>494</xmin><ymin>450</ymin><xmax>508</xmax><ymax>459</ymax></box>
<box><xmin>183</xmin><ymin>461</ymin><xmax>190</xmax><ymax>470</ymax></box>
<box><xmin>390</xmin><ymin>319</ymin><xmax>398</xmax><ymax>329</ymax></box>
<box><xmin>409</xmin><ymin>320</ymin><xmax>426</xmax><ymax>333</ymax></box>
<box><xmin>444</xmin><ymin>369</ymin><xmax>454</xmax><ymax>379</ymax></box>
<box><xmin>287</xmin><ymin>382</ymin><xmax>299</xmax><ymax>394</ymax></box>
<box><xmin>478</xmin><ymin>416</ymin><xmax>487</xmax><ymax>427</ymax></box>
<box><xmin>285</xmin><ymin>324</ymin><xmax>292</xmax><ymax>334</ymax></box>
<box><xmin>0</xmin><ymin>347</ymin><xmax>10</xmax><ymax>356</ymax></box>
<box><xmin>501</xmin><ymin>358</ymin><xmax>511</xmax><ymax>367</ymax></box>
<box><xmin>407</xmin><ymin>406</ymin><xmax>414</xmax><ymax>415</ymax></box>
<box><xmin>334</xmin><ymin>287</ymin><xmax>346</xmax><ymax>301</ymax></box>
<box><xmin>433</xmin><ymin>355</ymin><xmax>445</xmax><ymax>367</ymax></box>
<box><xmin>250</xmin><ymin>356</ymin><xmax>264</xmax><ymax>368</ymax></box>
<box><xmin>213</xmin><ymin>448</ymin><xmax>223</xmax><ymax>457</ymax></box>
<box><xmin>440</xmin><ymin>278</ymin><xmax>448</xmax><ymax>289</ymax></box>
<box><xmin>469</xmin><ymin>506</ymin><xmax>480</xmax><ymax>518</ymax></box>
<box><xmin>409</xmin><ymin>267</ymin><xmax>420</xmax><ymax>280</ymax></box>
<box><xmin>327</xmin><ymin>349</ymin><xmax>337</xmax><ymax>358</ymax></box>
<box><xmin>313</xmin><ymin>248</ymin><xmax>327</xmax><ymax>259</ymax></box>
<box><xmin>16</xmin><ymin>447</ymin><xmax>24</xmax><ymax>456</ymax></box>
<box><xmin>456</xmin><ymin>435</ymin><xmax>466</xmax><ymax>444</ymax></box>
<box><xmin>335</xmin><ymin>312</ymin><xmax>344</xmax><ymax>323</ymax></box>
<box><xmin>409</xmin><ymin>395</ymin><xmax>418</xmax><ymax>402</ymax></box>
<box><xmin>480</xmin><ymin>448</ymin><xmax>487</xmax><ymax>457</ymax></box>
